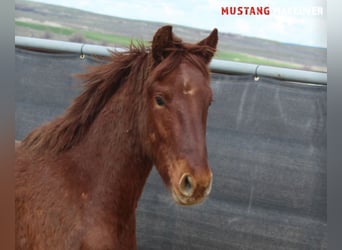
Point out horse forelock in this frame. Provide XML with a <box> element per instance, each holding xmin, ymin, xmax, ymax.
<box><xmin>151</xmin><ymin>42</ymin><xmax>212</xmax><ymax>82</ymax></box>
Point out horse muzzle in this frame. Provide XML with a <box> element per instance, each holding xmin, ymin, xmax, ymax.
<box><xmin>171</xmin><ymin>172</ymin><xmax>213</xmax><ymax>206</ymax></box>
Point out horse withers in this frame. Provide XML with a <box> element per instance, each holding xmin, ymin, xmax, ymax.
<box><xmin>15</xmin><ymin>25</ymin><xmax>218</xmax><ymax>249</ymax></box>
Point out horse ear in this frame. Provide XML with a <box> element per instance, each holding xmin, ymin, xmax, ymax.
<box><xmin>152</xmin><ymin>25</ymin><xmax>174</xmax><ymax>63</ymax></box>
<box><xmin>197</xmin><ymin>28</ymin><xmax>218</xmax><ymax>63</ymax></box>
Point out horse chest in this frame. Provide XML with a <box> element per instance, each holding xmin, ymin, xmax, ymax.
<box><xmin>80</xmin><ymin>219</ymin><xmax>137</xmax><ymax>250</ymax></box>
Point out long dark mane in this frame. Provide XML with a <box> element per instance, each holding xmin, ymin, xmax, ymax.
<box><xmin>22</xmin><ymin>39</ymin><xmax>215</xmax><ymax>154</ymax></box>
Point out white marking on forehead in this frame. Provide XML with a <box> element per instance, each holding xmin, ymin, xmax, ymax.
<box><xmin>183</xmin><ymin>87</ymin><xmax>194</xmax><ymax>95</ymax></box>
<box><xmin>182</xmin><ymin>76</ymin><xmax>195</xmax><ymax>95</ymax></box>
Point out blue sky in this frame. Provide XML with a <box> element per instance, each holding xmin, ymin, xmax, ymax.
<box><xmin>27</xmin><ymin>0</ymin><xmax>326</xmax><ymax>47</ymax></box>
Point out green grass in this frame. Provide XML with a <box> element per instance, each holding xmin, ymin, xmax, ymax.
<box><xmin>16</xmin><ymin>20</ymin><xmax>74</xmax><ymax>36</ymax></box>
<box><xmin>82</xmin><ymin>31</ymin><xmax>135</xmax><ymax>46</ymax></box>
<box><xmin>16</xmin><ymin>20</ymin><xmax>135</xmax><ymax>46</ymax></box>
<box><xmin>215</xmin><ymin>50</ymin><xmax>300</xmax><ymax>69</ymax></box>
<box><xmin>16</xmin><ymin>20</ymin><xmax>301</xmax><ymax>69</ymax></box>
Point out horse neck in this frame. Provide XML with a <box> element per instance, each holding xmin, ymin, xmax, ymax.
<box><xmin>64</xmin><ymin>84</ymin><xmax>153</xmax><ymax>216</ymax></box>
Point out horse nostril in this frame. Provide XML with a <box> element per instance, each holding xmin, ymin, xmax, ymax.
<box><xmin>179</xmin><ymin>173</ymin><xmax>194</xmax><ymax>197</ymax></box>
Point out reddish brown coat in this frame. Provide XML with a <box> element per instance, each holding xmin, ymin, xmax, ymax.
<box><xmin>15</xmin><ymin>26</ymin><xmax>218</xmax><ymax>249</ymax></box>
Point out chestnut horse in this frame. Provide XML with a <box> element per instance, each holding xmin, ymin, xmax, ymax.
<box><xmin>15</xmin><ymin>25</ymin><xmax>218</xmax><ymax>249</ymax></box>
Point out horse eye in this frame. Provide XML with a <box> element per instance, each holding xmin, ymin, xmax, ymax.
<box><xmin>155</xmin><ymin>96</ymin><xmax>166</xmax><ymax>106</ymax></box>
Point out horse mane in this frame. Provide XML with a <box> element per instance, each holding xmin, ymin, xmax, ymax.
<box><xmin>22</xmin><ymin>39</ymin><xmax>214</xmax><ymax>154</ymax></box>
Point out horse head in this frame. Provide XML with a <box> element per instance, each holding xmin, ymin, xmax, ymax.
<box><xmin>145</xmin><ymin>26</ymin><xmax>218</xmax><ymax>205</ymax></box>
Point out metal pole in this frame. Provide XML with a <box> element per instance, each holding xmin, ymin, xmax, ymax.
<box><xmin>15</xmin><ymin>36</ymin><xmax>327</xmax><ymax>85</ymax></box>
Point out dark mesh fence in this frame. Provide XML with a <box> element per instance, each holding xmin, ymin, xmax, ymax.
<box><xmin>15</xmin><ymin>48</ymin><xmax>327</xmax><ymax>250</ymax></box>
